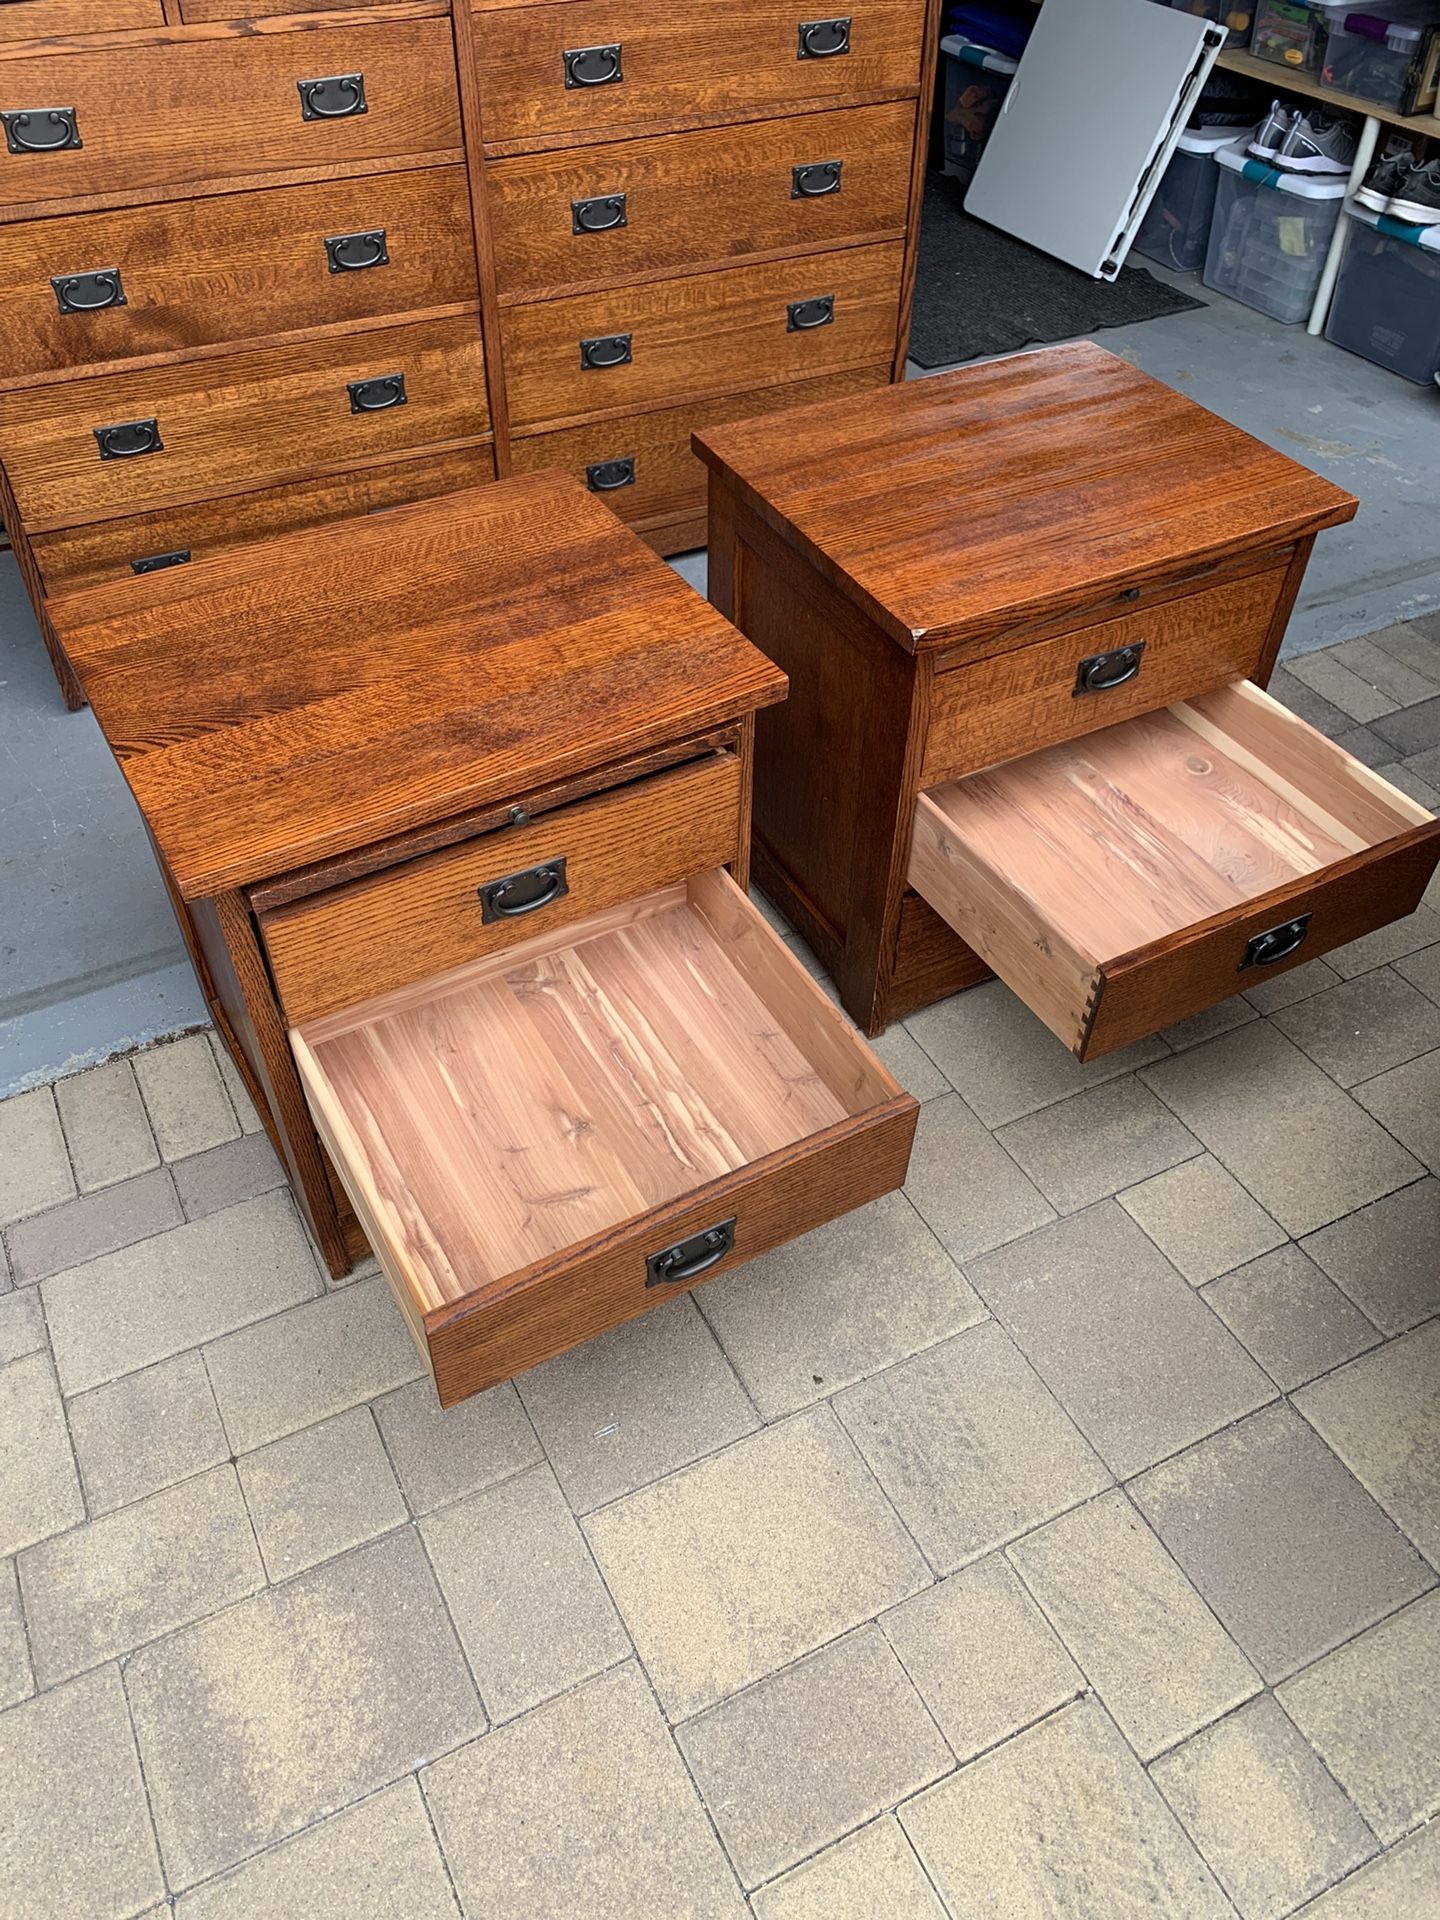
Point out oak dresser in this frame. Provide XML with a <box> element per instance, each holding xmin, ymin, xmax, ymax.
<box><xmin>0</xmin><ymin>0</ymin><xmax>938</xmax><ymax>706</ymax></box>
<box><xmin>50</xmin><ymin>473</ymin><xmax>919</xmax><ymax>1405</ymax></box>
<box><xmin>696</xmin><ymin>342</ymin><xmax>1440</xmax><ymax>1055</ymax></box>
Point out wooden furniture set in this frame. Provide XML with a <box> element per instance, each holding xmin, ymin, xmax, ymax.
<box><xmin>0</xmin><ymin>0</ymin><xmax>938</xmax><ymax>708</ymax></box>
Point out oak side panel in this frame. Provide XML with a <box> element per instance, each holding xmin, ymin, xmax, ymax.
<box><xmin>892</xmin><ymin>0</ymin><xmax>942</xmax><ymax>376</ymax></box>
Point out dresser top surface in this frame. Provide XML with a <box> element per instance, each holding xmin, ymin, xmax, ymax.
<box><xmin>51</xmin><ymin>473</ymin><xmax>786</xmax><ymax>901</ymax></box>
<box><xmin>693</xmin><ymin>342</ymin><xmax>1359</xmax><ymax>653</ymax></box>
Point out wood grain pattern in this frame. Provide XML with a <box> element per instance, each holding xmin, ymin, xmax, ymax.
<box><xmin>694</xmin><ymin>341</ymin><xmax>1359</xmax><ymax>654</ymax></box>
<box><xmin>292</xmin><ymin>869</ymin><xmax>915</xmax><ymax>1394</ymax></box>
<box><xmin>30</xmin><ymin>440</ymin><xmax>496</xmax><ymax>592</ymax></box>
<box><xmin>262</xmin><ymin>750</ymin><xmax>743</xmax><ymax>1023</ymax></box>
<box><xmin>911</xmin><ymin>684</ymin><xmax>1438</xmax><ymax>1056</ymax></box>
<box><xmin>891</xmin><ymin>0</ymin><xmax>941</xmax><ymax>375</ymax></box>
<box><xmin>0</xmin><ymin>166</ymin><xmax>476</xmax><ymax>383</ymax></box>
<box><xmin>501</xmin><ymin>239</ymin><xmax>903</xmax><ymax>430</ymax></box>
<box><xmin>510</xmin><ymin>366</ymin><xmax>890</xmax><ymax>533</ymax></box>
<box><xmin>920</xmin><ymin>565</ymin><xmax>1289</xmax><ymax>786</ymax></box>
<box><xmin>0</xmin><ymin>0</ymin><xmax>163</xmax><ymax>35</ymax></box>
<box><xmin>487</xmin><ymin>101</ymin><xmax>914</xmax><ymax>301</ymax></box>
<box><xmin>0</xmin><ymin>313</ymin><xmax>489</xmax><ymax>530</ymax></box>
<box><xmin>469</xmin><ymin>0</ymin><xmax>926</xmax><ymax>147</ymax></box>
<box><xmin>180</xmin><ymin>0</ymin><xmax>407</xmax><ymax>16</ymax></box>
<box><xmin>51</xmin><ymin>472</ymin><xmax>788</xmax><ymax>898</ymax></box>
<box><xmin>0</xmin><ymin>18</ymin><xmax>462</xmax><ymax>212</ymax></box>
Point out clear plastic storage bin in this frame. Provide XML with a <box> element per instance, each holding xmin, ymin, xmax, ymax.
<box><xmin>1326</xmin><ymin>210</ymin><xmax>1440</xmax><ymax>381</ymax></box>
<box><xmin>941</xmin><ymin>35</ymin><xmax>1019</xmax><ymax>181</ymax></box>
<box><xmin>1321</xmin><ymin>7</ymin><xmax>1440</xmax><ymax>113</ymax></box>
<box><xmin>1249</xmin><ymin>0</ymin><xmax>1342</xmax><ymax>68</ymax></box>
<box><xmin>1134</xmin><ymin>127</ymin><xmax>1238</xmax><ymax>270</ymax></box>
<box><xmin>1203</xmin><ymin>144</ymin><xmax>1346</xmax><ymax>323</ymax></box>
<box><xmin>1169</xmin><ymin>0</ymin><xmax>1256</xmax><ymax>47</ymax></box>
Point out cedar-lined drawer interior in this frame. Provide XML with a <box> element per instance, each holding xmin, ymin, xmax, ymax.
<box><xmin>291</xmin><ymin>868</ymin><xmax>917</xmax><ymax>1404</ymax></box>
<box><xmin>260</xmin><ymin>749</ymin><xmax>744</xmax><ymax>1024</ymax></box>
<box><xmin>909</xmin><ymin>679</ymin><xmax>1440</xmax><ymax>1061</ymax></box>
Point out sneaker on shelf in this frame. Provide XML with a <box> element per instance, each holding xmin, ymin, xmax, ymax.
<box><xmin>1354</xmin><ymin>147</ymin><xmax>1415</xmax><ymax>213</ymax></box>
<box><xmin>1247</xmin><ymin>100</ymin><xmax>1293</xmax><ymax>161</ymax></box>
<box><xmin>1385</xmin><ymin>157</ymin><xmax>1440</xmax><ymax>226</ymax></box>
<box><xmin>1276</xmin><ymin>111</ymin><xmax>1358</xmax><ymax>176</ymax></box>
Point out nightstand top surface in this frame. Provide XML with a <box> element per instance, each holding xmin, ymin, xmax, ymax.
<box><xmin>52</xmin><ymin>473</ymin><xmax>785</xmax><ymax>900</ymax></box>
<box><xmin>693</xmin><ymin>342</ymin><xmax>1358</xmax><ymax>653</ymax></box>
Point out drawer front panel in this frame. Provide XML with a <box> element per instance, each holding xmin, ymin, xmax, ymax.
<box><xmin>510</xmin><ymin>365</ymin><xmax>891</xmax><ymax>531</ymax></box>
<box><xmin>0</xmin><ymin>19</ymin><xmax>461</xmax><ymax>209</ymax></box>
<box><xmin>0</xmin><ymin>1</ymin><xmax>163</xmax><ymax>36</ymax></box>
<box><xmin>32</xmin><ymin>441</ymin><xmax>496</xmax><ymax>593</ymax></box>
<box><xmin>488</xmin><ymin>101</ymin><xmax>915</xmax><ymax>299</ymax></box>
<box><xmin>261</xmin><ymin>751</ymin><xmax>745</xmax><ymax>1024</ymax></box>
<box><xmin>921</xmin><ymin>566</ymin><xmax>1289</xmax><ymax>786</ymax></box>
<box><xmin>180</xmin><ymin>0</ymin><xmax>407</xmax><ymax>17</ymax></box>
<box><xmin>471</xmin><ymin>0</ymin><xmax>926</xmax><ymax>145</ymax></box>
<box><xmin>0</xmin><ymin>314</ymin><xmax>489</xmax><ymax>529</ymax></box>
<box><xmin>502</xmin><ymin>239</ymin><xmax>904</xmax><ymax>429</ymax></box>
<box><xmin>0</xmin><ymin>167</ymin><xmax>477</xmax><ymax>381</ymax></box>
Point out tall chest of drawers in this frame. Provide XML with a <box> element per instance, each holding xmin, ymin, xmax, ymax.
<box><xmin>0</xmin><ymin>0</ymin><xmax>938</xmax><ymax>705</ymax></box>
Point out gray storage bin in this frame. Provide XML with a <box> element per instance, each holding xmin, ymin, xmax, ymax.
<box><xmin>1326</xmin><ymin>212</ymin><xmax>1440</xmax><ymax>381</ymax></box>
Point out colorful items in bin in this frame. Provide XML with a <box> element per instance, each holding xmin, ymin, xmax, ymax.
<box><xmin>1170</xmin><ymin>0</ymin><xmax>1256</xmax><ymax>48</ymax></box>
<box><xmin>941</xmin><ymin>34</ymin><xmax>1019</xmax><ymax>180</ymax></box>
<box><xmin>1134</xmin><ymin>126</ymin><xmax>1240</xmax><ymax>269</ymax></box>
<box><xmin>1250</xmin><ymin>0</ymin><xmax>1345</xmax><ymax>68</ymax></box>
<box><xmin>1326</xmin><ymin>202</ymin><xmax>1440</xmax><ymax>379</ymax></box>
<box><xmin>1322</xmin><ymin>5</ymin><xmax>1440</xmax><ymax>115</ymax></box>
<box><xmin>1204</xmin><ymin>141</ymin><xmax>1347</xmax><ymax>322</ymax></box>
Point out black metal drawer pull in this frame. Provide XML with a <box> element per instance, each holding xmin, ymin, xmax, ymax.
<box><xmin>94</xmin><ymin>418</ymin><xmax>162</xmax><ymax>461</ymax></box>
<box><xmin>52</xmin><ymin>268</ymin><xmax>125</xmax><ymax>315</ymax></box>
<box><xmin>2</xmin><ymin>107</ymin><xmax>81</xmax><ymax>155</ymax></box>
<box><xmin>325</xmin><ymin>229</ymin><xmax>388</xmax><ymax>273</ymax></box>
<box><xmin>348</xmin><ymin>373</ymin><xmax>406</xmax><ymax>413</ymax></box>
<box><xmin>131</xmin><ymin>549</ymin><xmax>191</xmax><ymax>576</ymax></box>
<box><xmin>587</xmin><ymin>456</ymin><xmax>635</xmax><ymax>492</ymax></box>
<box><xmin>298</xmin><ymin>73</ymin><xmax>367</xmax><ymax>121</ymax></box>
<box><xmin>478</xmin><ymin>858</ymin><xmax>569</xmax><ymax>924</ymax></box>
<box><xmin>787</xmin><ymin>294</ymin><xmax>834</xmax><ymax>332</ymax></box>
<box><xmin>1074</xmin><ymin>641</ymin><xmax>1145</xmax><ymax>697</ymax></box>
<box><xmin>646</xmin><ymin>1218</ymin><xmax>736</xmax><ymax>1287</ymax></box>
<box><xmin>1239</xmin><ymin>914</ymin><xmax>1312</xmax><ymax>972</ymax></box>
<box><xmin>793</xmin><ymin>160</ymin><xmax>843</xmax><ymax>199</ymax></box>
<box><xmin>798</xmin><ymin>17</ymin><xmax>851</xmax><ymax>57</ymax></box>
<box><xmin>572</xmin><ymin>192</ymin><xmax>627</xmax><ymax>235</ymax></box>
<box><xmin>564</xmin><ymin>43</ymin><xmax>623</xmax><ymax>88</ymax></box>
<box><xmin>580</xmin><ymin>332</ymin><xmax>632</xmax><ymax>370</ymax></box>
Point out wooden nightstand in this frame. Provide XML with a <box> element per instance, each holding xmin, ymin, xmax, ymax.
<box><xmin>695</xmin><ymin>341</ymin><xmax>1440</xmax><ymax>1054</ymax></box>
<box><xmin>50</xmin><ymin>472</ymin><xmax>917</xmax><ymax>1405</ymax></box>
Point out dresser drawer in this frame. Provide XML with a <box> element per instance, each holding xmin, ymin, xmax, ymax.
<box><xmin>503</xmin><ymin>240</ymin><xmax>903</xmax><ymax>430</ymax></box>
<box><xmin>0</xmin><ymin>1</ymin><xmax>162</xmax><ymax>35</ymax></box>
<box><xmin>0</xmin><ymin>314</ymin><xmax>489</xmax><ymax>530</ymax></box>
<box><xmin>0</xmin><ymin>17</ymin><xmax>460</xmax><ymax>210</ymax></box>
<box><xmin>488</xmin><ymin>101</ymin><xmax>914</xmax><ymax>300</ymax></box>
<box><xmin>292</xmin><ymin>866</ymin><xmax>916</xmax><ymax>1402</ymax></box>
<box><xmin>909</xmin><ymin>679</ymin><xmax>1440</xmax><ymax>1061</ymax></box>
<box><xmin>261</xmin><ymin>750</ymin><xmax>745</xmax><ymax>1024</ymax></box>
<box><xmin>32</xmin><ymin>441</ymin><xmax>495</xmax><ymax>592</ymax></box>
<box><xmin>0</xmin><ymin>167</ymin><xmax>476</xmax><ymax>382</ymax></box>
<box><xmin>510</xmin><ymin>366</ymin><xmax>892</xmax><ymax>533</ymax></box>
<box><xmin>180</xmin><ymin>0</ymin><xmax>406</xmax><ymax>16</ymax></box>
<box><xmin>471</xmin><ymin>0</ymin><xmax>925</xmax><ymax>146</ymax></box>
<box><xmin>920</xmin><ymin>564</ymin><xmax>1290</xmax><ymax>786</ymax></box>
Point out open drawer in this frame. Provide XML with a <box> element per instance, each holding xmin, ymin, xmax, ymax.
<box><xmin>909</xmin><ymin>679</ymin><xmax>1440</xmax><ymax>1061</ymax></box>
<box><xmin>291</xmin><ymin>869</ymin><xmax>917</xmax><ymax>1404</ymax></box>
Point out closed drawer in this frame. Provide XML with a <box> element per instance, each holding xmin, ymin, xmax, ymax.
<box><xmin>909</xmin><ymin>679</ymin><xmax>1440</xmax><ymax>1061</ymax></box>
<box><xmin>292</xmin><ymin>866</ymin><xmax>917</xmax><ymax>1403</ymax></box>
<box><xmin>471</xmin><ymin>0</ymin><xmax>925</xmax><ymax>146</ymax></box>
<box><xmin>181</xmin><ymin>0</ymin><xmax>405</xmax><ymax>17</ymax></box>
<box><xmin>0</xmin><ymin>1</ymin><xmax>163</xmax><ymax>36</ymax></box>
<box><xmin>488</xmin><ymin>101</ymin><xmax>915</xmax><ymax>300</ymax></box>
<box><xmin>261</xmin><ymin>749</ymin><xmax>745</xmax><ymax>1024</ymax></box>
<box><xmin>510</xmin><ymin>365</ymin><xmax>891</xmax><ymax>532</ymax></box>
<box><xmin>32</xmin><ymin>441</ymin><xmax>495</xmax><ymax>592</ymax></box>
<box><xmin>0</xmin><ymin>18</ymin><xmax>460</xmax><ymax>210</ymax></box>
<box><xmin>502</xmin><ymin>239</ymin><xmax>903</xmax><ymax>429</ymax></box>
<box><xmin>0</xmin><ymin>167</ymin><xmax>477</xmax><ymax>382</ymax></box>
<box><xmin>920</xmin><ymin>564</ymin><xmax>1290</xmax><ymax>786</ymax></box>
<box><xmin>0</xmin><ymin>314</ymin><xmax>489</xmax><ymax>530</ymax></box>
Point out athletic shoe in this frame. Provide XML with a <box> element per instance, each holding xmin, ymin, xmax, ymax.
<box><xmin>1276</xmin><ymin>110</ymin><xmax>1358</xmax><ymax>176</ymax></box>
<box><xmin>1247</xmin><ymin>100</ymin><xmax>1293</xmax><ymax>161</ymax></box>
<box><xmin>1354</xmin><ymin>147</ymin><xmax>1415</xmax><ymax>213</ymax></box>
<box><xmin>1385</xmin><ymin>157</ymin><xmax>1440</xmax><ymax>225</ymax></box>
